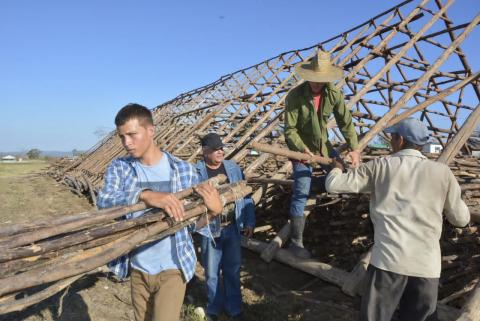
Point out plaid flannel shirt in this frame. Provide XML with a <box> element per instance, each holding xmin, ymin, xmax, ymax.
<box><xmin>97</xmin><ymin>151</ymin><xmax>204</xmax><ymax>281</ymax></box>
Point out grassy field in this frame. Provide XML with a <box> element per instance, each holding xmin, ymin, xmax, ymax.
<box><xmin>0</xmin><ymin>161</ymin><xmax>49</xmax><ymax>177</ymax></box>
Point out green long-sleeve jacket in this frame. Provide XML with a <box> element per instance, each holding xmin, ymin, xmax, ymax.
<box><xmin>284</xmin><ymin>82</ymin><xmax>358</xmax><ymax>157</ymax></box>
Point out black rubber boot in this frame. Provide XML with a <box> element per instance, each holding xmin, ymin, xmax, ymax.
<box><xmin>288</xmin><ymin>216</ymin><xmax>311</xmax><ymax>259</ymax></box>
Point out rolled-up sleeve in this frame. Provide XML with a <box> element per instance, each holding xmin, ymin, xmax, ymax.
<box><xmin>444</xmin><ymin>170</ymin><xmax>470</xmax><ymax>227</ymax></box>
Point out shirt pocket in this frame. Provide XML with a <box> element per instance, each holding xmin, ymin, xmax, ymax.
<box><xmin>299</xmin><ymin>105</ymin><xmax>311</xmax><ymax>127</ymax></box>
<box><xmin>321</xmin><ymin>102</ymin><xmax>333</xmax><ymax>119</ymax></box>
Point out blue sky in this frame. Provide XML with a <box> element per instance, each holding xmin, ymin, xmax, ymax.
<box><xmin>0</xmin><ymin>0</ymin><xmax>478</xmax><ymax>152</ymax></box>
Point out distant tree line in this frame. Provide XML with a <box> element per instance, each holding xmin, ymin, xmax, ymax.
<box><xmin>26</xmin><ymin>148</ymin><xmax>41</xmax><ymax>159</ymax></box>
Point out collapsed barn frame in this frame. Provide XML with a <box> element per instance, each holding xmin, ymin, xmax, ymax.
<box><xmin>17</xmin><ymin>0</ymin><xmax>480</xmax><ymax>319</ymax></box>
<box><xmin>59</xmin><ymin>0</ymin><xmax>479</xmax><ymax>189</ymax></box>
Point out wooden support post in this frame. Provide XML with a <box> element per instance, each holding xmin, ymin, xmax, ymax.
<box><xmin>341</xmin><ymin>250</ymin><xmax>371</xmax><ymax>296</ymax></box>
<box><xmin>260</xmin><ymin>198</ymin><xmax>317</xmax><ymax>263</ymax></box>
<box><xmin>456</xmin><ymin>282</ymin><xmax>480</xmax><ymax>321</ymax></box>
<box><xmin>243</xmin><ymin>237</ymin><xmax>348</xmax><ymax>287</ymax></box>
<box><xmin>260</xmin><ymin>222</ymin><xmax>292</xmax><ymax>263</ymax></box>
<box><xmin>437</xmin><ymin>104</ymin><xmax>480</xmax><ymax>165</ymax></box>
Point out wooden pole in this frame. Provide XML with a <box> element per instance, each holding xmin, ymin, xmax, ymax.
<box><xmin>341</xmin><ymin>250</ymin><xmax>371</xmax><ymax>296</ymax></box>
<box><xmin>437</xmin><ymin>104</ymin><xmax>480</xmax><ymax>165</ymax></box>
<box><xmin>389</xmin><ymin>72</ymin><xmax>479</xmax><ymax>125</ymax></box>
<box><xmin>242</xmin><ymin>237</ymin><xmax>348</xmax><ymax>287</ymax></box>
<box><xmin>247</xmin><ymin>177</ymin><xmax>294</xmax><ymax>186</ymax></box>
<box><xmin>250</xmin><ymin>142</ymin><xmax>332</xmax><ymax>165</ymax></box>
<box><xmin>260</xmin><ymin>198</ymin><xmax>317</xmax><ymax>263</ymax></box>
<box><xmin>456</xmin><ymin>282</ymin><xmax>480</xmax><ymax>321</ymax></box>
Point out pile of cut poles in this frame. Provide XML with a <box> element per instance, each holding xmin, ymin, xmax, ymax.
<box><xmin>0</xmin><ymin>174</ymin><xmax>252</xmax><ymax>314</ymax></box>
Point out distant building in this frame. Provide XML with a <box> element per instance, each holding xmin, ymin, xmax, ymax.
<box><xmin>67</xmin><ymin>155</ymin><xmax>79</xmax><ymax>161</ymax></box>
<box><xmin>468</xmin><ymin>136</ymin><xmax>480</xmax><ymax>149</ymax></box>
<box><xmin>467</xmin><ymin>136</ymin><xmax>479</xmax><ymax>158</ymax></box>
<box><xmin>1</xmin><ymin>155</ymin><xmax>16</xmax><ymax>162</ymax></box>
<box><xmin>422</xmin><ymin>143</ymin><xmax>443</xmax><ymax>154</ymax></box>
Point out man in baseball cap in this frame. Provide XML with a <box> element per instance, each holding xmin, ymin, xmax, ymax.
<box><xmin>201</xmin><ymin>133</ymin><xmax>225</xmax><ymax>150</ymax></box>
<box><xmin>325</xmin><ymin>117</ymin><xmax>470</xmax><ymax>321</ymax></box>
<box><xmin>384</xmin><ymin>117</ymin><xmax>429</xmax><ymax>146</ymax></box>
<box><xmin>197</xmin><ymin>132</ymin><xmax>255</xmax><ymax>321</ymax></box>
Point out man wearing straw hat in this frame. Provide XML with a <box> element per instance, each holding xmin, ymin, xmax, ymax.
<box><xmin>284</xmin><ymin>50</ymin><xmax>360</xmax><ymax>258</ymax></box>
<box><xmin>325</xmin><ymin>118</ymin><xmax>470</xmax><ymax>321</ymax></box>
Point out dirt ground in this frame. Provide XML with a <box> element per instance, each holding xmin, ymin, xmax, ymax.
<box><xmin>0</xmin><ymin>163</ymin><xmax>358</xmax><ymax>321</ymax></box>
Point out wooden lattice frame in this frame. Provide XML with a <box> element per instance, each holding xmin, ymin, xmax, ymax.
<box><xmin>58</xmin><ymin>0</ymin><xmax>479</xmax><ymax>194</ymax></box>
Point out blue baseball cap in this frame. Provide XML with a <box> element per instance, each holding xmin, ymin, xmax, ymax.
<box><xmin>385</xmin><ymin>118</ymin><xmax>429</xmax><ymax>145</ymax></box>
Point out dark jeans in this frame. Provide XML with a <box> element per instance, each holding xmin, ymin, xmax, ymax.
<box><xmin>360</xmin><ymin>265</ymin><xmax>438</xmax><ymax>321</ymax></box>
<box><xmin>200</xmin><ymin>224</ymin><xmax>242</xmax><ymax>317</ymax></box>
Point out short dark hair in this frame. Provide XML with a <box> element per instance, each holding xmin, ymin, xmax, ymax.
<box><xmin>114</xmin><ymin>103</ymin><xmax>154</xmax><ymax>127</ymax></box>
<box><xmin>403</xmin><ymin>140</ymin><xmax>424</xmax><ymax>151</ymax></box>
<box><xmin>392</xmin><ymin>133</ymin><xmax>423</xmax><ymax>151</ymax></box>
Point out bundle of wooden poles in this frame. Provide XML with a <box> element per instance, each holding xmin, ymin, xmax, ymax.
<box><xmin>0</xmin><ymin>175</ymin><xmax>252</xmax><ymax>314</ymax></box>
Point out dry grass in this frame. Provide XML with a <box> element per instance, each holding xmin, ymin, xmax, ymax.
<box><xmin>0</xmin><ymin>161</ymin><xmax>49</xmax><ymax>177</ymax></box>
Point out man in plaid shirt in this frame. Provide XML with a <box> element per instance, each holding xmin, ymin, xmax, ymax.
<box><xmin>97</xmin><ymin>104</ymin><xmax>223</xmax><ymax>321</ymax></box>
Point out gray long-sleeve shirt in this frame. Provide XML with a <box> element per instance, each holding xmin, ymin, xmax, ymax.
<box><xmin>325</xmin><ymin>149</ymin><xmax>470</xmax><ymax>278</ymax></box>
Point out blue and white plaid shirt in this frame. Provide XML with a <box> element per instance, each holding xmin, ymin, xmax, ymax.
<box><xmin>97</xmin><ymin>151</ymin><xmax>204</xmax><ymax>281</ymax></box>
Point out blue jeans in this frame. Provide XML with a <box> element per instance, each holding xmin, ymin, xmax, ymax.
<box><xmin>290</xmin><ymin>158</ymin><xmax>335</xmax><ymax>217</ymax></box>
<box><xmin>200</xmin><ymin>224</ymin><xmax>242</xmax><ymax>317</ymax></box>
<box><xmin>290</xmin><ymin>161</ymin><xmax>313</xmax><ymax>217</ymax></box>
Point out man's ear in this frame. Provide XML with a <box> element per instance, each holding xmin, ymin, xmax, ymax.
<box><xmin>147</xmin><ymin>124</ymin><xmax>155</xmax><ymax>137</ymax></box>
<box><xmin>398</xmin><ymin>135</ymin><xmax>405</xmax><ymax>149</ymax></box>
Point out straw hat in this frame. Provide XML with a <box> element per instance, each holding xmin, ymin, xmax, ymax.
<box><xmin>294</xmin><ymin>50</ymin><xmax>344</xmax><ymax>83</ymax></box>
